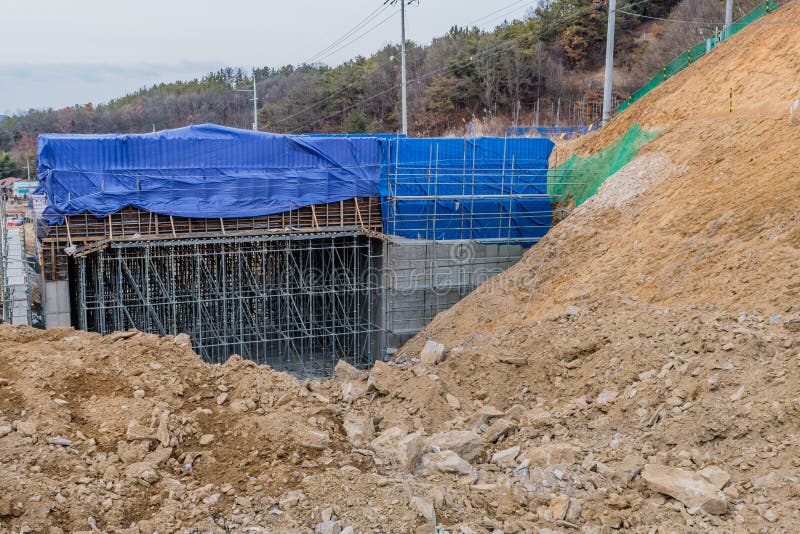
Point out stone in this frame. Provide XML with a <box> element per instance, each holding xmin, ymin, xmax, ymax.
<box><xmin>125</xmin><ymin>462</ymin><xmax>161</xmax><ymax>484</ymax></box>
<box><xmin>367</xmin><ymin>361</ymin><xmax>396</xmax><ymax>395</ymax></box>
<box><xmin>483</xmin><ymin>418</ymin><xmax>517</xmax><ymax>443</ymax></box>
<box><xmin>315</xmin><ymin>521</ymin><xmax>341</xmax><ymax>534</ymax></box>
<box><xmin>0</xmin><ymin>425</ymin><xmax>11</xmax><ymax>438</ymax></box>
<box><xmin>294</xmin><ymin>427</ymin><xmax>330</xmax><ymax>450</ymax></box>
<box><xmin>334</xmin><ymin>359</ymin><xmax>364</xmax><ymax>382</ymax></box>
<box><xmin>371</xmin><ymin>426</ymin><xmax>405</xmax><ymax>451</ymax></box>
<box><xmin>156</xmin><ymin>411</ymin><xmax>170</xmax><ymax>447</ymax></box>
<box><xmin>143</xmin><ymin>447</ymin><xmax>173</xmax><ymax>467</ymax></box>
<box><xmin>419</xmin><ymin>340</ymin><xmax>445</xmax><ymax>365</ymax></box>
<box><xmin>491</xmin><ymin>446</ymin><xmax>521</xmax><ymax>468</ymax></box>
<box><xmin>343</xmin><ymin>416</ymin><xmax>374</xmax><ymax>448</ymax></box>
<box><xmin>445</xmin><ymin>393</ymin><xmax>461</xmax><ymax>410</ymax></box>
<box><xmin>730</xmin><ymin>386</ymin><xmax>745</xmax><ymax>402</ymax></box>
<box><xmin>117</xmin><ymin>440</ymin><xmax>150</xmax><ymax>463</ymax></box>
<box><xmin>548</xmin><ymin>495</ymin><xmax>570</xmax><ymax>520</ymax></box>
<box><xmin>216</xmin><ymin>392</ymin><xmax>228</xmax><ymax>405</ymax></box>
<box><xmin>133</xmin><ymin>389</ymin><xmax>145</xmax><ymax>399</ymax></box>
<box><xmin>698</xmin><ymin>466</ymin><xmax>731</xmax><ymax>489</ymax></box>
<box><xmin>522</xmin><ymin>443</ymin><xmax>578</xmax><ymax>468</ymax></box>
<box><xmin>372</xmin><ymin>427</ymin><xmax>423</xmax><ymax>472</ymax></box>
<box><xmin>641</xmin><ymin>464</ymin><xmax>728</xmax><ymax>515</ymax></box>
<box><xmin>429</xmin><ymin>430</ymin><xmax>483</xmax><ymax>461</ymax></box>
<box><xmin>752</xmin><ymin>472</ymin><xmax>778</xmax><ymax>489</ymax></box>
<box><xmin>423</xmin><ymin>450</ymin><xmax>475</xmax><ymax>476</ymax></box>
<box><xmin>202</xmin><ymin>493</ymin><xmax>221</xmax><ymax>506</ymax></box>
<box><xmin>495</xmin><ymin>355</ymin><xmax>528</xmax><ymax>366</ymax></box>
<box><xmin>595</xmin><ymin>389</ymin><xmax>619</xmax><ymax>406</ymax></box>
<box><xmin>396</xmin><ymin>432</ymin><xmax>424</xmax><ymax>472</ymax></box>
<box><xmin>614</xmin><ymin>455</ymin><xmax>645</xmax><ymax>487</ymax></box>
<box><xmin>199</xmin><ymin>434</ymin><xmax>215</xmax><ymax>446</ymax></box>
<box><xmin>340</xmin><ymin>528</ymin><xmax>354</xmax><ymax>534</ymax></box>
<box><xmin>230</xmin><ymin>399</ymin><xmax>255</xmax><ymax>412</ymax></box>
<box><xmin>125</xmin><ymin>420</ymin><xmax>155</xmax><ymax>441</ymax></box>
<box><xmin>15</xmin><ymin>421</ymin><xmax>36</xmax><ymax>437</ymax></box>
<box><xmin>340</xmin><ymin>380</ymin><xmax>367</xmax><ymax>403</ymax></box>
<box><xmin>279</xmin><ymin>490</ymin><xmax>305</xmax><ymax>509</ymax></box>
<box><xmin>411</xmin><ymin>496</ymin><xmax>436</xmax><ymax>525</ymax></box>
<box><xmin>762</xmin><ymin>508</ymin><xmax>779</xmax><ymax>522</ymax></box>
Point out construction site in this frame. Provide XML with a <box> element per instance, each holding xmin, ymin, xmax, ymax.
<box><xmin>1</xmin><ymin>0</ymin><xmax>800</xmax><ymax>532</ymax></box>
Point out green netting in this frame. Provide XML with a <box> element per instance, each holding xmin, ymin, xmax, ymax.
<box><xmin>547</xmin><ymin>123</ymin><xmax>660</xmax><ymax>206</ymax></box>
<box><xmin>617</xmin><ymin>0</ymin><xmax>779</xmax><ymax>113</ymax></box>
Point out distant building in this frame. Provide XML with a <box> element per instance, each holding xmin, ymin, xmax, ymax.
<box><xmin>0</xmin><ymin>177</ymin><xmax>22</xmax><ymax>189</ymax></box>
<box><xmin>11</xmin><ymin>180</ymin><xmax>39</xmax><ymax>198</ymax></box>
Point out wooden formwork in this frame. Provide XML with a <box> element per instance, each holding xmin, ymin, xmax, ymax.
<box><xmin>39</xmin><ymin>197</ymin><xmax>383</xmax><ymax>281</ymax></box>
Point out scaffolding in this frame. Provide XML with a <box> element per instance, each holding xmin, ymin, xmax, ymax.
<box><xmin>35</xmin><ymin>137</ymin><xmax>586</xmax><ymax>376</ymax></box>
<box><xmin>75</xmin><ymin>232</ymin><xmax>382</xmax><ymax>376</ymax></box>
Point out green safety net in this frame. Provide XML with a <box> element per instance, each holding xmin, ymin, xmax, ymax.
<box><xmin>617</xmin><ymin>0</ymin><xmax>780</xmax><ymax>113</ymax></box>
<box><xmin>547</xmin><ymin>123</ymin><xmax>660</xmax><ymax>206</ymax></box>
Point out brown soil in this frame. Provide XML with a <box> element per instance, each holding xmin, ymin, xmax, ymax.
<box><xmin>2</xmin><ymin>3</ymin><xmax>800</xmax><ymax>533</ymax></box>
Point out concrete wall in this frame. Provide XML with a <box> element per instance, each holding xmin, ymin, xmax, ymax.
<box><xmin>382</xmin><ymin>238</ymin><xmax>525</xmax><ymax>351</ymax></box>
<box><xmin>43</xmin><ymin>280</ymin><xmax>71</xmax><ymax>328</ymax></box>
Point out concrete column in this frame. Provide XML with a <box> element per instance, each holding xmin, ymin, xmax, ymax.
<box><xmin>43</xmin><ymin>280</ymin><xmax>71</xmax><ymax>328</ymax></box>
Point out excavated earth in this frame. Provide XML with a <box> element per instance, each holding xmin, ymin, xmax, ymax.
<box><xmin>3</xmin><ymin>2</ymin><xmax>800</xmax><ymax>533</ymax></box>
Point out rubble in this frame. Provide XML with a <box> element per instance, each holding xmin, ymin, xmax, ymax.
<box><xmin>2</xmin><ymin>6</ymin><xmax>800</xmax><ymax>529</ymax></box>
<box><xmin>642</xmin><ymin>464</ymin><xmax>729</xmax><ymax>514</ymax></box>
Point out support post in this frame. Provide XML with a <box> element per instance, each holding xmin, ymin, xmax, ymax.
<box><xmin>400</xmin><ymin>0</ymin><xmax>409</xmax><ymax>136</ymax></box>
<box><xmin>725</xmin><ymin>0</ymin><xmax>733</xmax><ymax>29</ymax></box>
<box><xmin>602</xmin><ymin>0</ymin><xmax>617</xmax><ymax>125</ymax></box>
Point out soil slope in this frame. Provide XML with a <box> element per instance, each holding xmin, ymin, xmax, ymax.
<box><xmin>2</xmin><ymin>3</ymin><xmax>800</xmax><ymax>533</ymax></box>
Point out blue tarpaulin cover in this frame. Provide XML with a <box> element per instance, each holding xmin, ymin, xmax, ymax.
<box><xmin>37</xmin><ymin>124</ymin><xmax>386</xmax><ymax>223</ymax></box>
<box><xmin>38</xmin><ymin>125</ymin><xmax>554</xmax><ymax>245</ymax></box>
<box><xmin>382</xmin><ymin>137</ymin><xmax>554</xmax><ymax>243</ymax></box>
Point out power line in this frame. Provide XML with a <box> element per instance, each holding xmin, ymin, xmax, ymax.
<box><xmin>290</xmin><ymin>0</ymin><xmax>646</xmax><ymax>133</ymax></box>
<box><xmin>267</xmin><ymin>9</ymin><xmax>402</xmax><ymax>129</ymax></box>
<box><xmin>616</xmin><ymin>8</ymin><xmax>722</xmax><ymax>25</ymax></box>
<box><xmin>303</xmin><ymin>4</ymin><xmax>390</xmax><ymax>65</ymax></box>
<box><xmin>314</xmin><ymin>9</ymin><xmax>399</xmax><ymax>64</ymax></box>
<box><xmin>466</xmin><ymin>0</ymin><xmax>530</xmax><ymax>28</ymax></box>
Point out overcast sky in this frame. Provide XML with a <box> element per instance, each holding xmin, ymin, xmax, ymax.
<box><xmin>0</xmin><ymin>0</ymin><xmax>534</xmax><ymax>115</ymax></box>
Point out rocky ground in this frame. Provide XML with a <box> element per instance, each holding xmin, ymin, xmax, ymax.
<box><xmin>3</xmin><ymin>2</ymin><xmax>800</xmax><ymax>533</ymax></box>
<box><xmin>1</xmin><ymin>299</ymin><xmax>799</xmax><ymax>532</ymax></box>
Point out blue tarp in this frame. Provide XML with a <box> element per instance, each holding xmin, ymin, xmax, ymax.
<box><xmin>37</xmin><ymin>125</ymin><xmax>555</xmax><ymax>245</ymax></box>
<box><xmin>382</xmin><ymin>137</ymin><xmax>554</xmax><ymax>243</ymax></box>
<box><xmin>504</xmin><ymin>125</ymin><xmax>598</xmax><ymax>139</ymax></box>
<box><xmin>38</xmin><ymin>124</ymin><xmax>386</xmax><ymax>224</ymax></box>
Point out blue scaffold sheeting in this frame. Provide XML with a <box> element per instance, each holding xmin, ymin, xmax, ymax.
<box><xmin>504</xmin><ymin>125</ymin><xmax>598</xmax><ymax>139</ymax></box>
<box><xmin>37</xmin><ymin>124</ymin><xmax>386</xmax><ymax>223</ymax></box>
<box><xmin>381</xmin><ymin>137</ymin><xmax>554</xmax><ymax>244</ymax></box>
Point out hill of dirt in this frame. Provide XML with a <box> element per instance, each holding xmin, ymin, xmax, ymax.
<box><xmin>2</xmin><ymin>2</ymin><xmax>800</xmax><ymax>533</ymax></box>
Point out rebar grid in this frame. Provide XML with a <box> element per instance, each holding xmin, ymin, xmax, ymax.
<box><xmin>76</xmin><ymin>231</ymin><xmax>382</xmax><ymax>377</ymax></box>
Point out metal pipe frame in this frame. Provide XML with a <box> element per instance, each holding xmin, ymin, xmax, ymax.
<box><xmin>76</xmin><ymin>231</ymin><xmax>383</xmax><ymax>377</ymax></box>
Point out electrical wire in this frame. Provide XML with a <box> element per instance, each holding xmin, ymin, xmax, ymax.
<box><xmin>313</xmin><ymin>10</ymin><xmax>399</xmax><ymax>64</ymax></box>
<box><xmin>616</xmin><ymin>8</ymin><xmax>722</xmax><ymax>25</ymax></box>
<box><xmin>290</xmin><ymin>0</ymin><xmax>651</xmax><ymax>133</ymax></box>
<box><xmin>465</xmin><ymin>0</ymin><xmax>530</xmax><ymax>27</ymax></box>
<box><xmin>303</xmin><ymin>4</ymin><xmax>391</xmax><ymax>65</ymax></box>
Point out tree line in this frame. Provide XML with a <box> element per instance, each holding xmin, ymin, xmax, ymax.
<box><xmin>2</xmin><ymin>0</ymin><xmax>743</xmax><ymax>171</ymax></box>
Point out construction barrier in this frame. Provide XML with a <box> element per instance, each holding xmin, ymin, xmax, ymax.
<box><xmin>547</xmin><ymin>123</ymin><xmax>660</xmax><ymax>206</ymax></box>
<box><xmin>617</xmin><ymin>0</ymin><xmax>780</xmax><ymax>114</ymax></box>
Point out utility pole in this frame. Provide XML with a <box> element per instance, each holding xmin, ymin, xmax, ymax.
<box><xmin>252</xmin><ymin>70</ymin><xmax>259</xmax><ymax>131</ymax></box>
<box><xmin>400</xmin><ymin>0</ymin><xmax>408</xmax><ymax>136</ymax></box>
<box><xmin>724</xmin><ymin>0</ymin><xmax>733</xmax><ymax>29</ymax></box>
<box><xmin>601</xmin><ymin>0</ymin><xmax>617</xmax><ymax>125</ymax></box>
<box><xmin>235</xmin><ymin>69</ymin><xmax>258</xmax><ymax>131</ymax></box>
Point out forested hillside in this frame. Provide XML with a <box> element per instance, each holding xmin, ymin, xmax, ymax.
<box><xmin>0</xmin><ymin>0</ymin><xmax>752</xmax><ymax>169</ymax></box>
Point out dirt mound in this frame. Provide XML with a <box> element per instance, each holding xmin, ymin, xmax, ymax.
<box><xmin>3</xmin><ymin>3</ymin><xmax>800</xmax><ymax>533</ymax></box>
